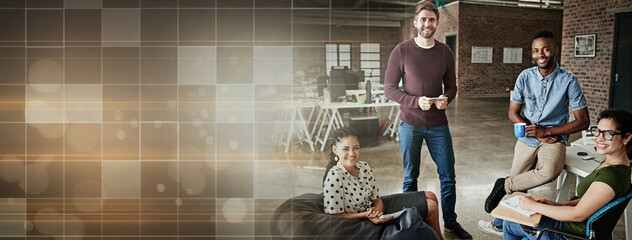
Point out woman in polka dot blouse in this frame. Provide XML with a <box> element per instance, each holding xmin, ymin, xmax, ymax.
<box><xmin>322</xmin><ymin>127</ymin><xmax>444</xmax><ymax>239</ymax></box>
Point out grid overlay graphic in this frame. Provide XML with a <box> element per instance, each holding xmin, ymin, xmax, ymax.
<box><xmin>0</xmin><ymin>0</ymin><xmax>401</xmax><ymax>238</ymax></box>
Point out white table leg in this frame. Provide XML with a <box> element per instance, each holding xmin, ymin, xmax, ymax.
<box><xmin>305</xmin><ymin>106</ymin><xmax>316</xmax><ymax>140</ymax></box>
<box><xmin>275</xmin><ymin>109</ymin><xmax>288</xmax><ymax>146</ymax></box>
<box><xmin>387</xmin><ymin>105</ymin><xmax>395</xmax><ymax>119</ymax></box>
<box><xmin>575</xmin><ymin>176</ymin><xmax>583</xmax><ymax>190</ymax></box>
<box><xmin>625</xmin><ymin>201</ymin><xmax>632</xmax><ymax>240</ymax></box>
<box><xmin>556</xmin><ymin>170</ymin><xmax>566</xmax><ymax>191</ymax></box>
<box><xmin>296</xmin><ymin>109</ymin><xmax>315</xmax><ymax>151</ymax></box>
<box><xmin>389</xmin><ymin>108</ymin><xmax>400</xmax><ymax>138</ymax></box>
<box><xmin>556</xmin><ymin>171</ymin><xmax>575</xmax><ymax>202</ymax></box>
<box><xmin>283</xmin><ymin>109</ymin><xmax>297</xmax><ymax>153</ymax></box>
<box><xmin>276</xmin><ymin>109</ymin><xmax>291</xmax><ymax>149</ymax></box>
<box><xmin>320</xmin><ymin>109</ymin><xmax>338</xmax><ymax>151</ymax></box>
<box><xmin>335</xmin><ymin>109</ymin><xmax>344</xmax><ymax>127</ymax></box>
<box><xmin>310</xmin><ymin>107</ymin><xmax>324</xmax><ymax>141</ymax></box>
<box><xmin>314</xmin><ymin>109</ymin><xmax>329</xmax><ymax>147</ymax></box>
<box><xmin>314</xmin><ymin>109</ymin><xmax>332</xmax><ymax>151</ymax></box>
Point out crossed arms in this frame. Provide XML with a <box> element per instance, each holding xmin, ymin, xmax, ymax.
<box><xmin>508</xmin><ymin>101</ymin><xmax>590</xmax><ymax>143</ymax></box>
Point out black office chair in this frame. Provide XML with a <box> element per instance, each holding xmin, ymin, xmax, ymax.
<box><xmin>522</xmin><ymin>188</ymin><xmax>632</xmax><ymax>240</ymax></box>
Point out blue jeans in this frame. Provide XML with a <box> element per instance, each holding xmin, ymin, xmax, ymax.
<box><xmin>502</xmin><ymin>217</ymin><xmax>570</xmax><ymax>240</ymax></box>
<box><xmin>398</xmin><ymin>121</ymin><xmax>457</xmax><ymax>226</ymax></box>
<box><xmin>492</xmin><ymin>195</ymin><xmax>511</xmax><ymax>230</ymax></box>
<box><xmin>493</xmin><ymin>217</ymin><xmax>504</xmax><ymax>230</ymax></box>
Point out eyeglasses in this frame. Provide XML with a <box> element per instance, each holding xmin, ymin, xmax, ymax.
<box><xmin>590</xmin><ymin>127</ymin><xmax>624</xmax><ymax>141</ymax></box>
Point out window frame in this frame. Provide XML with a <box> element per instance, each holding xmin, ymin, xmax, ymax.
<box><xmin>325</xmin><ymin>43</ymin><xmax>351</xmax><ymax>75</ymax></box>
<box><xmin>360</xmin><ymin>42</ymin><xmax>380</xmax><ymax>83</ymax></box>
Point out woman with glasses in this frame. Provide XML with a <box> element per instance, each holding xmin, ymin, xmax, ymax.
<box><xmin>502</xmin><ymin>109</ymin><xmax>632</xmax><ymax>240</ymax></box>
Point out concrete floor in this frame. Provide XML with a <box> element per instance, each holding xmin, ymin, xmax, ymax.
<box><xmin>284</xmin><ymin>97</ymin><xmax>626</xmax><ymax>239</ymax></box>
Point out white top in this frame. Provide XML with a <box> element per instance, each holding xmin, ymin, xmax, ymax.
<box><xmin>414</xmin><ymin>37</ymin><xmax>435</xmax><ymax>49</ymax></box>
<box><xmin>323</xmin><ymin>161</ymin><xmax>380</xmax><ymax>214</ymax></box>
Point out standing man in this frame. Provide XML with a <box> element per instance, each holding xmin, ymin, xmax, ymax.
<box><xmin>479</xmin><ymin>30</ymin><xmax>590</xmax><ymax>235</ymax></box>
<box><xmin>384</xmin><ymin>2</ymin><xmax>471</xmax><ymax>239</ymax></box>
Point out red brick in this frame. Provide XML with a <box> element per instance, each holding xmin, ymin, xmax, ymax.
<box><xmin>562</xmin><ymin>0</ymin><xmax>632</xmax><ymax>123</ymax></box>
<box><xmin>402</xmin><ymin>2</ymin><xmax>563</xmax><ymax>98</ymax></box>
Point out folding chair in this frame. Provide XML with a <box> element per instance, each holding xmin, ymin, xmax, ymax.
<box><xmin>523</xmin><ymin>188</ymin><xmax>632</xmax><ymax>240</ymax></box>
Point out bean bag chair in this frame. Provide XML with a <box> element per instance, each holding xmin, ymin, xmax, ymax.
<box><xmin>270</xmin><ymin>193</ymin><xmax>440</xmax><ymax>240</ymax></box>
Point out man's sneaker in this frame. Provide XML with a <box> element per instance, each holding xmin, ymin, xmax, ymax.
<box><xmin>485</xmin><ymin>177</ymin><xmax>507</xmax><ymax>213</ymax></box>
<box><xmin>477</xmin><ymin>220</ymin><xmax>503</xmax><ymax>237</ymax></box>
<box><xmin>445</xmin><ymin>223</ymin><xmax>472</xmax><ymax>239</ymax></box>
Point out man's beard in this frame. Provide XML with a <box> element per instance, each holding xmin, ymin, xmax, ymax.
<box><xmin>417</xmin><ymin>27</ymin><xmax>436</xmax><ymax>39</ymax></box>
<box><xmin>534</xmin><ymin>57</ymin><xmax>555</xmax><ymax>69</ymax></box>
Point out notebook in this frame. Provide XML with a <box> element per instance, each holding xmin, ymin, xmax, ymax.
<box><xmin>499</xmin><ymin>196</ymin><xmax>537</xmax><ymax>217</ymax></box>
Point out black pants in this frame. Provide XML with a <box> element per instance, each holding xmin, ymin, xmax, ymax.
<box><xmin>381</xmin><ymin>191</ymin><xmax>428</xmax><ymax>218</ymax></box>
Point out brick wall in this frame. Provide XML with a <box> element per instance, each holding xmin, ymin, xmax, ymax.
<box><xmin>457</xmin><ymin>3</ymin><xmax>563</xmax><ymax>98</ymax></box>
<box><xmin>561</xmin><ymin>0</ymin><xmax>632</xmax><ymax>124</ymax></box>
<box><xmin>434</xmin><ymin>2</ymin><xmax>459</xmax><ymax>47</ymax></box>
<box><xmin>401</xmin><ymin>3</ymin><xmax>563</xmax><ymax>98</ymax></box>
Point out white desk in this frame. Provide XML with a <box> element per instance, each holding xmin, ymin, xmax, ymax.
<box><xmin>311</xmin><ymin>101</ymin><xmax>400</xmax><ymax>151</ymax></box>
<box><xmin>557</xmin><ymin>145</ymin><xmax>632</xmax><ymax>240</ymax></box>
<box><xmin>556</xmin><ymin>145</ymin><xmax>602</xmax><ymax>202</ymax></box>
<box><xmin>345</xmin><ymin>89</ymin><xmax>385</xmax><ymax>100</ymax></box>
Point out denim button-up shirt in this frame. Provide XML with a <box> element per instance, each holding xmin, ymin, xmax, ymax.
<box><xmin>511</xmin><ymin>64</ymin><xmax>587</xmax><ymax>148</ymax></box>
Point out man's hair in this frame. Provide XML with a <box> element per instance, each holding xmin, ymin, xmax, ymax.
<box><xmin>532</xmin><ymin>30</ymin><xmax>554</xmax><ymax>41</ymax></box>
<box><xmin>415</xmin><ymin>1</ymin><xmax>439</xmax><ymax>20</ymax></box>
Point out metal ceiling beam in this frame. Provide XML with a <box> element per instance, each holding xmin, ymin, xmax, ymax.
<box><xmin>352</xmin><ymin>0</ymin><xmax>367</xmax><ymax>8</ymax></box>
<box><xmin>292</xmin><ymin>0</ymin><xmax>564</xmax><ymax>27</ymax></box>
<box><xmin>293</xmin><ymin>17</ymin><xmax>401</xmax><ymax>27</ymax></box>
<box><xmin>293</xmin><ymin>9</ymin><xmax>411</xmax><ymax>27</ymax></box>
<box><xmin>330</xmin><ymin>9</ymin><xmax>411</xmax><ymax>20</ymax></box>
<box><xmin>368</xmin><ymin>0</ymin><xmax>419</xmax><ymax>6</ymax></box>
<box><xmin>456</xmin><ymin>0</ymin><xmax>562</xmax><ymax>9</ymax></box>
<box><xmin>371</xmin><ymin>0</ymin><xmax>563</xmax><ymax>9</ymax></box>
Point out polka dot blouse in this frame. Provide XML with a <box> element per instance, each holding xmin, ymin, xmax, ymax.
<box><xmin>323</xmin><ymin>161</ymin><xmax>380</xmax><ymax>214</ymax></box>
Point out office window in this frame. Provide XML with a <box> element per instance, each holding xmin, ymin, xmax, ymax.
<box><xmin>360</xmin><ymin>43</ymin><xmax>380</xmax><ymax>83</ymax></box>
<box><xmin>325</xmin><ymin>43</ymin><xmax>350</xmax><ymax>75</ymax></box>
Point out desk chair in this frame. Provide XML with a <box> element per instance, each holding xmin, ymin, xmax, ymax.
<box><xmin>522</xmin><ymin>188</ymin><xmax>632</xmax><ymax>240</ymax></box>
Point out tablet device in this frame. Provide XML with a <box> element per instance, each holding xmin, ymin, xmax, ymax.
<box><xmin>379</xmin><ymin>209</ymin><xmax>405</xmax><ymax>219</ymax></box>
<box><xmin>426</xmin><ymin>96</ymin><xmax>448</xmax><ymax>102</ymax></box>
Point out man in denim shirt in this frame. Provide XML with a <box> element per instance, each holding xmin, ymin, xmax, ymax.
<box><xmin>483</xmin><ymin>30</ymin><xmax>590</xmax><ymax>216</ymax></box>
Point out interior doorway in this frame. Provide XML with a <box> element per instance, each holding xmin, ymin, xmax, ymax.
<box><xmin>446</xmin><ymin>35</ymin><xmax>457</xmax><ymax>58</ymax></box>
<box><xmin>611</xmin><ymin>13</ymin><xmax>632</xmax><ymax>111</ymax></box>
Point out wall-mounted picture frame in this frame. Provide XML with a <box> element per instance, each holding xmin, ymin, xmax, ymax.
<box><xmin>574</xmin><ymin>34</ymin><xmax>596</xmax><ymax>57</ymax></box>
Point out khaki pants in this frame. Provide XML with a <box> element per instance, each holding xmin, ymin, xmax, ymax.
<box><xmin>504</xmin><ymin>140</ymin><xmax>566</xmax><ymax>193</ymax></box>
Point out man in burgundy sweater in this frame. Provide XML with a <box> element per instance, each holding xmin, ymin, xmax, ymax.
<box><xmin>384</xmin><ymin>2</ymin><xmax>471</xmax><ymax>239</ymax></box>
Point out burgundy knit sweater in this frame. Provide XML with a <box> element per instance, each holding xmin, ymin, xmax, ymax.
<box><xmin>384</xmin><ymin>38</ymin><xmax>457</xmax><ymax>127</ymax></box>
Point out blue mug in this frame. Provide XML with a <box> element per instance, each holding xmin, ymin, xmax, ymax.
<box><xmin>514</xmin><ymin>123</ymin><xmax>526</xmax><ymax>138</ymax></box>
